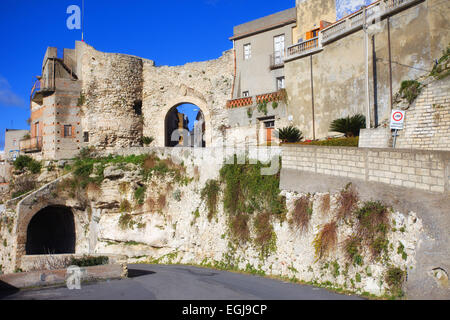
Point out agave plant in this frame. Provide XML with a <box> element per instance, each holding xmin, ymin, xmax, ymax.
<box><xmin>277</xmin><ymin>126</ymin><xmax>303</xmax><ymax>143</ymax></box>
<box><xmin>329</xmin><ymin>114</ymin><xmax>366</xmax><ymax>137</ymax></box>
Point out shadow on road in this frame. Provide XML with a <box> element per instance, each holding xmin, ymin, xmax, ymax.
<box><xmin>127</xmin><ymin>269</ymin><xmax>156</xmax><ymax>278</ymax></box>
<box><xmin>0</xmin><ymin>280</ymin><xmax>20</xmax><ymax>299</ymax></box>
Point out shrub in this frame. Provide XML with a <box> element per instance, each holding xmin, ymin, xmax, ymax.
<box><xmin>70</xmin><ymin>255</ymin><xmax>109</xmax><ymax>267</ymax></box>
<box><xmin>142</xmin><ymin>136</ymin><xmax>154</xmax><ymax>146</ymax></box>
<box><xmin>277</xmin><ymin>126</ymin><xmax>303</xmax><ymax>143</ymax></box>
<box><xmin>343</xmin><ymin>236</ymin><xmax>362</xmax><ymax>265</ymax></box>
<box><xmin>253</xmin><ymin>211</ymin><xmax>277</xmax><ymax>259</ymax></box>
<box><xmin>430</xmin><ymin>45</ymin><xmax>450</xmax><ymax>80</ymax></box>
<box><xmin>230</xmin><ymin>213</ymin><xmax>250</xmax><ymax>244</ymax></box>
<box><xmin>313</xmin><ymin>221</ymin><xmax>338</xmax><ymax>260</ymax></box>
<box><xmin>399</xmin><ymin>80</ymin><xmax>422</xmax><ymax>104</ymax></box>
<box><xmin>119</xmin><ymin>199</ymin><xmax>132</xmax><ymax>213</ymax></box>
<box><xmin>385</xmin><ymin>267</ymin><xmax>405</xmax><ymax>294</ymax></box>
<box><xmin>329</xmin><ymin>114</ymin><xmax>366</xmax><ymax>137</ymax></box>
<box><xmin>290</xmin><ymin>195</ymin><xmax>313</xmax><ymax>232</ymax></box>
<box><xmin>13</xmin><ymin>155</ymin><xmax>41</xmax><ymax>173</ymax></box>
<box><xmin>11</xmin><ymin>175</ymin><xmax>36</xmax><ymax>199</ymax></box>
<box><xmin>302</xmin><ymin>137</ymin><xmax>359</xmax><ymax>147</ymax></box>
<box><xmin>118</xmin><ymin>213</ymin><xmax>134</xmax><ymax>230</ymax></box>
<box><xmin>355</xmin><ymin>201</ymin><xmax>390</xmax><ymax>241</ymax></box>
<box><xmin>201</xmin><ymin>179</ymin><xmax>220</xmax><ymax>221</ymax></box>
<box><xmin>336</xmin><ymin>183</ymin><xmax>359</xmax><ymax>221</ymax></box>
<box><xmin>134</xmin><ymin>186</ymin><xmax>146</xmax><ymax>205</ymax></box>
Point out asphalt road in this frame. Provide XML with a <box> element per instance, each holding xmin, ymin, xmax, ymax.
<box><xmin>1</xmin><ymin>264</ymin><xmax>362</xmax><ymax>300</ymax></box>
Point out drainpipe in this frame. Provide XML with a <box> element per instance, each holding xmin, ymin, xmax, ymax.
<box><xmin>363</xmin><ymin>6</ymin><xmax>371</xmax><ymax>129</ymax></box>
<box><xmin>231</xmin><ymin>40</ymin><xmax>237</xmax><ymax>100</ymax></box>
<box><xmin>387</xmin><ymin>16</ymin><xmax>393</xmax><ymax>111</ymax></box>
<box><xmin>310</xmin><ymin>55</ymin><xmax>316</xmax><ymax>140</ymax></box>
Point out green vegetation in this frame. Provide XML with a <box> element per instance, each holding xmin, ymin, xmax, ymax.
<box><xmin>430</xmin><ymin>45</ymin><xmax>450</xmax><ymax>80</ymax></box>
<box><xmin>399</xmin><ymin>80</ymin><xmax>422</xmax><ymax>104</ymax></box>
<box><xmin>385</xmin><ymin>267</ymin><xmax>405</xmax><ymax>297</ymax></box>
<box><xmin>13</xmin><ymin>155</ymin><xmax>42</xmax><ymax>174</ymax></box>
<box><xmin>257</xmin><ymin>99</ymin><xmax>268</xmax><ymax>115</ymax></box>
<box><xmin>313</xmin><ymin>221</ymin><xmax>338</xmax><ymax>260</ymax></box>
<box><xmin>329</xmin><ymin>114</ymin><xmax>366</xmax><ymax>137</ymax></box>
<box><xmin>397</xmin><ymin>242</ymin><xmax>408</xmax><ymax>261</ymax></box>
<box><xmin>200</xmin><ymin>179</ymin><xmax>220</xmax><ymax>221</ymax></box>
<box><xmin>247</xmin><ymin>108</ymin><xmax>253</xmax><ymax>119</ymax></box>
<box><xmin>141</xmin><ymin>136</ymin><xmax>154</xmax><ymax>146</ymax></box>
<box><xmin>119</xmin><ymin>199</ymin><xmax>132</xmax><ymax>212</ymax></box>
<box><xmin>219</xmin><ymin>157</ymin><xmax>285</xmax><ymax>256</ymax></box>
<box><xmin>134</xmin><ymin>186</ymin><xmax>146</xmax><ymax>205</ymax></box>
<box><xmin>355</xmin><ymin>201</ymin><xmax>391</xmax><ymax>260</ymax></box>
<box><xmin>290</xmin><ymin>195</ymin><xmax>313</xmax><ymax>231</ymax></box>
<box><xmin>302</xmin><ymin>137</ymin><xmax>359</xmax><ymax>147</ymax></box>
<box><xmin>277</xmin><ymin>126</ymin><xmax>303</xmax><ymax>143</ymax></box>
<box><xmin>343</xmin><ymin>236</ymin><xmax>363</xmax><ymax>266</ymax></box>
<box><xmin>272</xmin><ymin>101</ymin><xmax>278</xmax><ymax>109</ymax></box>
<box><xmin>70</xmin><ymin>255</ymin><xmax>109</xmax><ymax>267</ymax></box>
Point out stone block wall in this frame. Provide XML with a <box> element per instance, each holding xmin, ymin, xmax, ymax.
<box><xmin>282</xmin><ymin>145</ymin><xmax>450</xmax><ymax>193</ymax></box>
<box><xmin>359</xmin><ymin>126</ymin><xmax>391</xmax><ymax>148</ymax></box>
<box><xmin>395</xmin><ymin>78</ymin><xmax>450</xmax><ymax>151</ymax></box>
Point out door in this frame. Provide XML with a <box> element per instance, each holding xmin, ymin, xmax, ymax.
<box><xmin>274</xmin><ymin>35</ymin><xmax>285</xmax><ymax>65</ymax></box>
<box><xmin>264</xmin><ymin>120</ymin><xmax>275</xmax><ymax>145</ymax></box>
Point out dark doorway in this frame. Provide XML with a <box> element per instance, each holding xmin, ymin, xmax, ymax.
<box><xmin>26</xmin><ymin>206</ymin><xmax>76</xmax><ymax>255</ymax></box>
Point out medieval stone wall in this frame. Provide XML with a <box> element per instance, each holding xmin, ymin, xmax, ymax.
<box><xmin>141</xmin><ymin>50</ymin><xmax>234</xmax><ymax>147</ymax></box>
<box><xmin>76</xmin><ymin>42</ymin><xmax>145</xmax><ymax>150</ymax></box>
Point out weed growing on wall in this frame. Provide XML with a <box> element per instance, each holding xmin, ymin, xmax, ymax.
<box><xmin>200</xmin><ymin>179</ymin><xmax>220</xmax><ymax>221</ymax></box>
<box><xmin>313</xmin><ymin>221</ymin><xmax>338</xmax><ymax>260</ymax></box>
<box><xmin>336</xmin><ymin>183</ymin><xmax>359</xmax><ymax>221</ymax></box>
<box><xmin>219</xmin><ymin>157</ymin><xmax>285</xmax><ymax>256</ymax></box>
<box><xmin>290</xmin><ymin>195</ymin><xmax>313</xmax><ymax>231</ymax></box>
<box><xmin>399</xmin><ymin>80</ymin><xmax>422</xmax><ymax>104</ymax></box>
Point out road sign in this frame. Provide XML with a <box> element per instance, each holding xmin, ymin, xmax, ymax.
<box><xmin>390</xmin><ymin>110</ymin><xmax>405</xmax><ymax>130</ymax></box>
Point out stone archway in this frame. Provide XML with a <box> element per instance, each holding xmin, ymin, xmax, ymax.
<box><xmin>158</xmin><ymin>96</ymin><xmax>212</xmax><ymax>147</ymax></box>
<box><xmin>25</xmin><ymin>205</ymin><xmax>76</xmax><ymax>255</ymax></box>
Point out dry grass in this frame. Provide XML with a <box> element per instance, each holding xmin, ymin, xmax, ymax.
<box><xmin>313</xmin><ymin>221</ymin><xmax>338</xmax><ymax>259</ymax></box>
<box><xmin>143</xmin><ymin>155</ymin><xmax>157</xmax><ymax>170</ymax></box>
<box><xmin>335</xmin><ymin>184</ymin><xmax>358</xmax><ymax>220</ymax></box>
<box><xmin>230</xmin><ymin>214</ymin><xmax>250</xmax><ymax>244</ymax></box>
<box><xmin>253</xmin><ymin>212</ymin><xmax>272</xmax><ymax>248</ymax></box>
<box><xmin>194</xmin><ymin>166</ymin><xmax>200</xmax><ymax>180</ymax></box>
<box><xmin>146</xmin><ymin>197</ymin><xmax>156</xmax><ymax>212</ymax></box>
<box><xmin>157</xmin><ymin>194</ymin><xmax>167</xmax><ymax>211</ymax></box>
<box><xmin>30</xmin><ymin>252</ymin><xmax>72</xmax><ymax>271</ymax></box>
<box><xmin>342</xmin><ymin>235</ymin><xmax>362</xmax><ymax>264</ymax></box>
<box><xmin>118</xmin><ymin>182</ymin><xmax>129</xmax><ymax>194</ymax></box>
<box><xmin>290</xmin><ymin>195</ymin><xmax>313</xmax><ymax>232</ymax></box>
<box><xmin>320</xmin><ymin>194</ymin><xmax>330</xmax><ymax>215</ymax></box>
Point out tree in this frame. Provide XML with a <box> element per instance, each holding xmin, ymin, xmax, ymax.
<box><xmin>329</xmin><ymin>114</ymin><xmax>366</xmax><ymax>137</ymax></box>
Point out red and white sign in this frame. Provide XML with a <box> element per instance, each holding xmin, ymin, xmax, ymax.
<box><xmin>390</xmin><ymin>110</ymin><xmax>405</xmax><ymax>130</ymax></box>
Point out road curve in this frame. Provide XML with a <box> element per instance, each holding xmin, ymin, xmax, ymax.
<box><xmin>1</xmin><ymin>264</ymin><xmax>362</xmax><ymax>300</ymax></box>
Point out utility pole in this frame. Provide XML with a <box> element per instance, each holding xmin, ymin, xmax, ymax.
<box><xmin>81</xmin><ymin>0</ymin><xmax>84</xmax><ymax>41</ymax></box>
<box><xmin>387</xmin><ymin>16</ymin><xmax>393</xmax><ymax>111</ymax></box>
<box><xmin>363</xmin><ymin>6</ymin><xmax>371</xmax><ymax>129</ymax></box>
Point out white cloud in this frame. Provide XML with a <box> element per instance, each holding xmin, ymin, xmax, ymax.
<box><xmin>0</xmin><ymin>75</ymin><xmax>25</xmax><ymax>107</ymax></box>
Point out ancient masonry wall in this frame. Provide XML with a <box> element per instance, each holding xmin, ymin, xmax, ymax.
<box><xmin>141</xmin><ymin>50</ymin><xmax>234</xmax><ymax>147</ymax></box>
<box><xmin>77</xmin><ymin>42</ymin><xmax>145</xmax><ymax>150</ymax></box>
<box><xmin>282</xmin><ymin>145</ymin><xmax>450</xmax><ymax>193</ymax></box>
<box><xmin>395</xmin><ymin>78</ymin><xmax>450</xmax><ymax>151</ymax></box>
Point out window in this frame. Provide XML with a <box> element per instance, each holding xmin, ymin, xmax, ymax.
<box><xmin>243</xmin><ymin>91</ymin><xmax>250</xmax><ymax>97</ymax></box>
<box><xmin>83</xmin><ymin>132</ymin><xmax>89</xmax><ymax>142</ymax></box>
<box><xmin>64</xmin><ymin>125</ymin><xmax>72</xmax><ymax>137</ymax></box>
<box><xmin>273</xmin><ymin>34</ymin><xmax>285</xmax><ymax>65</ymax></box>
<box><xmin>264</xmin><ymin>121</ymin><xmax>275</xmax><ymax>128</ymax></box>
<box><xmin>276</xmin><ymin>77</ymin><xmax>285</xmax><ymax>90</ymax></box>
<box><xmin>244</xmin><ymin>44</ymin><xmax>251</xmax><ymax>60</ymax></box>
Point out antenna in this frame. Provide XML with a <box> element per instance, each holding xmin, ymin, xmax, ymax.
<box><xmin>81</xmin><ymin>0</ymin><xmax>84</xmax><ymax>41</ymax></box>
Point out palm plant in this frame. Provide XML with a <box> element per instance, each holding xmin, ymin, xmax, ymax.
<box><xmin>329</xmin><ymin>114</ymin><xmax>366</xmax><ymax>137</ymax></box>
<box><xmin>277</xmin><ymin>126</ymin><xmax>303</xmax><ymax>143</ymax></box>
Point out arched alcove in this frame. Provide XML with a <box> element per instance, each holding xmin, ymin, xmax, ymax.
<box><xmin>25</xmin><ymin>205</ymin><xmax>76</xmax><ymax>255</ymax></box>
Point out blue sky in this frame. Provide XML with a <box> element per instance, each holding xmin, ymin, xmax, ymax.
<box><xmin>0</xmin><ymin>0</ymin><xmax>295</xmax><ymax>149</ymax></box>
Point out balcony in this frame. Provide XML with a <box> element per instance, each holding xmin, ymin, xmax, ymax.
<box><xmin>270</xmin><ymin>53</ymin><xmax>284</xmax><ymax>70</ymax></box>
<box><xmin>285</xmin><ymin>37</ymin><xmax>322</xmax><ymax>62</ymax></box>
<box><xmin>226</xmin><ymin>96</ymin><xmax>253</xmax><ymax>109</ymax></box>
<box><xmin>20</xmin><ymin>136</ymin><xmax>43</xmax><ymax>153</ymax></box>
<box><xmin>321</xmin><ymin>0</ymin><xmax>424</xmax><ymax>45</ymax></box>
<box><xmin>30</xmin><ymin>77</ymin><xmax>55</xmax><ymax>104</ymax></box>
<box><xmin>284</xmin><ymin>0</ymin><xmax>423</xmax><ymax>62</ymax></box>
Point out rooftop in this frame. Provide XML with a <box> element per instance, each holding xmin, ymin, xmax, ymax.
<box><xmin>230</xmin><ymin>7</ymin><xmax>297</xmax><ymax>41</ymax></box>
